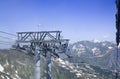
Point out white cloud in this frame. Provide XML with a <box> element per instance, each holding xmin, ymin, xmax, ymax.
<box><xmin>93</xmin><ymin>39</ymin><xmax>100</xmax><ymax>43</ymax></box>
<box><xmin>103</xmin><ymin>35</ymin><xmax>109</xmax><ymax>39</ymax></box>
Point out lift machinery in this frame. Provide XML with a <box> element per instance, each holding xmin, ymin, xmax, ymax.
<box><xmin>14</xmin><ymin>31</ymin><xmax>69</xmax><ymax>79</ymax></box>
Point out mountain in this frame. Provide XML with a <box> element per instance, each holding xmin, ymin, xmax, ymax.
<box><xmin>0</xmin><ymin>49</ymin><xmax>79</xmax><ymax>79</ymax></box>
<box><xmin>68</xmin><ymin>41</ymin><xmax>119</xmax><ymax>70</ymax></box>
<box><xmin>0</xmin><ymin>48</ymin><xmax>116</xmax><ymax>79</ymax></box>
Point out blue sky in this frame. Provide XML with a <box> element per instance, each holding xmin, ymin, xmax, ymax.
<box><xmin>0</xmin><ymin>0</ymin><xmax>116</xmax><ymax>43</ymax></box>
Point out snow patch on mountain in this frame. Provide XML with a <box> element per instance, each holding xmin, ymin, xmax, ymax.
<box><xmin>54</xmin><ymin>58</ymin><xmax>98</xmax><ymax>78</ymax></box>
<box><xmin>0</xmin><ymin>64</ymin><xmax>4</xmax><ymax>72</ymax></box>
<box><xmin>102</xmin><ymin>43</ymin><xmax>107</xmax><ymax>46</ymax></box>
<box><xmin>92</xmin><ymin>47</ymin><xmax>97</xmax><ymax>54</ymax></box>
<box><xmin>72</xmin><ymin>44</ymin><xmax>86</xmax><ymax>56</ymax></box>
<box><xmin>92</xmin><ymin>47</ymin><xmax>101</xmax><ymax>56</ymax></box>
<box><xmin>108</xmin><ymin>46</ymin><xmax>113</xmax><ymax>49</ymax></box>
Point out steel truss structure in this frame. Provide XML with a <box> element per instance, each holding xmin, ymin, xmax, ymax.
<box><xmin>15</xmin><ymin>31</ymin><xmax>69</xmax><ymax>79</ymax></box>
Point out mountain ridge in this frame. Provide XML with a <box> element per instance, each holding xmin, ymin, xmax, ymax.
<box><xmin>68</xmin><ymin>40</ymin><xmax>119</xmax><ymax>70</ymax></box>
<box><xmin>0</xmin><ymin>40</ymin><xmax>118</xmax><ymax>79</ymax></box>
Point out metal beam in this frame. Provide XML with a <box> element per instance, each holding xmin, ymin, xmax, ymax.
<box><xmin>17</xmin><ymin>31</ymin><xmax>61</xmax><ymax>34</ymax></box>
<box><xmin>17</xmin><ymin>39</ymin><xmax>69</xmax><ymax>43</ymax></box>
<box><xmin>46</xmin><ymin>51</ymin><xmax>51</xmax><ymax>79</ymax></box>
<box><xmin>34</xmin><ymin>46</ymin><xmax>41</xmax><ymax>79</ymax></box>
<box><xmin>17</xmin><ymin>31</ymin><xmax>63</xmax><ymax>42</ymax></box>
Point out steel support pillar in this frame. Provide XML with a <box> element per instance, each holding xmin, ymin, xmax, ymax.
<box><xmin>46</xmin><ymin>51</ymin><xmax>51</xmax><ymax>79</ymax></box>
<box><xmin>34</xmin><ymin>46</ymin><xmax>41</xmax><ymax>79</ymax></box>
